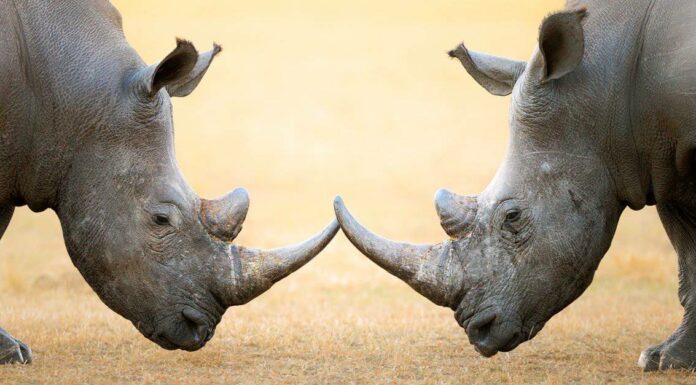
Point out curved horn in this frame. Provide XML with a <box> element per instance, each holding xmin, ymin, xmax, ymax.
<box><xmin>200</xmin><ymin>187</ymin><xmax>250</xmax><ymax>242</ymax></box>
<box><xmin>334</xmin><ymin>197</ymin><xmax>464</xmax><ymax>308</ymax></box>
<box><xmin>224</xmin><ymin>220</ymin><xmax>339</xmax><ymax>305</ymax></box>
<box><xmin>434</xmin><ymin>189</ymin><xmax>477</xmax><ymax>239</ymax></box>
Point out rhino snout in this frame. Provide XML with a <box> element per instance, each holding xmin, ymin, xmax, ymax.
<box><xmin>463</xmin><ymin>308</ymin><xmax>526</xmax><ymax>357</ymax></box>
<box><xmin>147</xmin><ymin>307</ymin><xmax>216</xmax><ymax>352</ymax></box>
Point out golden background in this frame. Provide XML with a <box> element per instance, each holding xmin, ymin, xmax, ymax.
<box><xmin>1</xmin><ymin>1</ymin><xmax>690</xmax><ymax>383</ymax></box>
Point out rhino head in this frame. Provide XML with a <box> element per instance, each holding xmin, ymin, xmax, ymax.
<box><xmin>335</xmin><ymin>9</ymin><xmax>625</xmax><ymax>357</ymax></box>
<box><xmin>57</xmin><ymin>40</ymin><xmax>338</xmax><ymax>351</ymax></box>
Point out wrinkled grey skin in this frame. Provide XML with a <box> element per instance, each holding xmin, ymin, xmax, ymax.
<box><xmin>0</xmin><ymin>0</ymin><xmax>338</xmax><ymax>364</ymax></box>
<box><xmin>335</xmin><ymin>0</ymin><xmax>696</xmax><ymax>371</ymax></box>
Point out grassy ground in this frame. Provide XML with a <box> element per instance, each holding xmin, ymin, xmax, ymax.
<box><xmin>1</xmin><ymin>0</ymin><xmax>694</xmax><ymax>383</ymax></box>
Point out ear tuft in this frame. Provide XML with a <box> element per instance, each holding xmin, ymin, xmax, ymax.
<box><xmin>537</xmin><ymin>8</ymin><xmax>587</xmax><ymax>81</ymax></box>
<box><xmin>212</xmin><ymin>43</ymin><xmax>223</xmax><ymax>56</ymax></box>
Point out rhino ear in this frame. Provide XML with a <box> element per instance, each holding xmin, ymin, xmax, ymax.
<box><xmin>137</xmin><ymin>39</ymin><xmax>221</xmax><ymax>98</ymax></box>
<box><xmin>165</xmin><ymin>43</ymin><xmax>222</xmax><ymax>97</ymax></box>
<box><xmin>533</xmin><ymin>8</ymin><xmax>587</xmax><ymax>82</ymax></box>
<box><xmin>448</xmin><ymin>43</ymin><xmax>525</xmax><ymax>96</ymax></box>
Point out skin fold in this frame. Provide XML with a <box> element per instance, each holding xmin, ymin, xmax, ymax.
<box><xmin>0</xmin><ymin>0</ymin><xmax>338</xmax><ymax>364</ymax></box>
<box><xmin>335</xmin><ymin>0</ymin><xmax>696</xmax><ymax>371</ymax></box>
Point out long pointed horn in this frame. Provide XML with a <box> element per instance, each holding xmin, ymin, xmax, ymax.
<box><xmin>224</xmin><ymin>220</ymin><xmax>339</xmax><ymax>305</ymax></box>
<box><xmin>334</xmin><ymin>197</ymin><xmax>464</xmax><ymax>308</ymax></box>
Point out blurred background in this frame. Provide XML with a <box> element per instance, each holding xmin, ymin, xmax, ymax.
<box><xmin>1</xmin><ymin>1</ymin><xmax>689</xmax><ymax>383</ymax></box>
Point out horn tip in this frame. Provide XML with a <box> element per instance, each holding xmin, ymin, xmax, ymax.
<box><xmin>434</xmin><ymin>188</ymin><xmax>454</xmax><ymax>214</ymax></box>
<box><xmin>232</xmin><ymin>186</ymin><xmax>249</xmax><ymax>197</ymax></box>
<box><xmin>333</xmin><ymin>196</ymin><xmax>351</xmax><ymax>224</ymax></box>
<box><xmin>231</xmin><ymin>187</ymin><xmax>250</xmax><ymax>208</ymax></box>
<box><xmin>434</xmin><ymin>188</ymin><xmax>452</xmax><ymax>202</ymax></box>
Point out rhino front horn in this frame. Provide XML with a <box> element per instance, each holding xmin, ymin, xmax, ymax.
<box><xmin>333</xmin><ymin>196</ymin><xmax>464</xmax><ymax>308</ymax></box>
<box><xmin>224</xmin><ymin>220</ymin><xmax>340</xmax><ymax>305</ymax></box>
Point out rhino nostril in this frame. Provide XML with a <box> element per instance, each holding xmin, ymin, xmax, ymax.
<box><xmin>500</xmin><ymin>332</ymin><xmax>522</xmax><ymax>352</ymax></box>
<box><xmin>203</xmin><ymin>327</ymin><xmax>214</xmax><ymax>342</ymax></box>
<box><xmin>194</xmin><ymin>323</ymin><xmax>210</xmax><ymax>343</ymax></box>
<box><xmin>182</xmin><ymin>308</ymin><xmax>207</xmax><ymax>325</ymax></box>
<box><xmin>466</xmin><ymin>312</ymin><xmax>496</xmax><ymax>343</ymax></box>
<box><xmin>182</xmin><ymin>308</ymin><xmax>210</xmax><ymax>344</ymax></box>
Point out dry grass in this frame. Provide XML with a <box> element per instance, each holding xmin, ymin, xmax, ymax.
<box><xmin>0</xmin><ymin>0</ymin><xmax>692</xmax><ymax>383</ymax></box>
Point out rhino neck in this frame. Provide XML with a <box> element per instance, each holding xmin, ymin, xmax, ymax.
<box><xmin>622</xmin><ymin>0</ymin><xmax>696</xmax><ymax>206</ymax></box>
<box><xmin>585</xmin><ymin>0</ymin><xmax>696</xmax><ymax>211</ymax></box>
<box><xmin>3</xmin><ymin>0</ymin><xmax>142</xmax><ymax>213</ymax></box>
<box><xmin>570</xmin><ymin>0</ymin><xmax>658</xmax><ymax>210</ymax></box>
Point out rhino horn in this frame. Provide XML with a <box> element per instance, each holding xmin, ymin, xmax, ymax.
<box><xmin>200</xmin><ymin>187</ymin><xmax>250</xmax><ymax>242</ymax></box>
<box><xmin>434</xmin><ymin>189</ymin><xmax>477</xmax><ymax>239</ymax></box>
<box><xmin>334</xmin><ymin>197</ymin><xmax>463</xmax><ymax>308</ymax></box>
<box><xmin>224</xmin><ymin>220</ymin><xmax>340</xmax><ymax>305</ymax></box>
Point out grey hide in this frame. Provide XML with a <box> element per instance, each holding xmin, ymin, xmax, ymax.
<box><xmin>0</xmin><ymin>0</ymin><xmax>338</xmax><ymax>363</ymax></box>
<box><xmin>335</xmin><ymin>0</ymin><xmax>696</xmax><ymax>371</ymax></box>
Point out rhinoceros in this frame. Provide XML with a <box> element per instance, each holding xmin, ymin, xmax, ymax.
<box><xmin>334</xmin><ymin>0</ymin><xmax>696</xmax><ymax>371</ymax></box>
<box><xmin>0</xmin><ymin>0</ymin><xmax>338</xmax><ymax>364</ymax></box>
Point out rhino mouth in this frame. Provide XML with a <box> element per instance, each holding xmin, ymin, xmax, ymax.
<box><xmin>469</xmin><ymin>326</ymin><xmax>525</xmax><ymax>357</ymax></box>
<box><xmin>139</xmin><ymin>307</ymin><xmax>218</xmax><ymax>352</ymax></box>
<box><xmin>458</xmin><ymin>306</ymin><xmax>533</xmax><ymax>357</ymax></box>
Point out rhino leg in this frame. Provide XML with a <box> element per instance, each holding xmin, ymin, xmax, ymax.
<box><xmin>639</xmin><ymin>332</ymin><xmax>680</xmax><ymax>371</ymax></box>
<box><xmin>0</xmin><ymin>328</ymin><xmax>31</xmax><ymax>365</ymax></box>
<box><xmin>0</xmin><ymin>207</ymin><xmax>31</xmax><ymax>365</ymax></box>
<box><xmin>639</xmin><ymin>203</ymin><xmax>696</xmax><ymax>371</ymax></box>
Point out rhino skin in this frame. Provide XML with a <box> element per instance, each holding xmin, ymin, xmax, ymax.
<box><xmin>0</xmin><ymin>0</ymin><xmax>338</xmax><ymax>364</ymax></box>
<box><xmin>334</xmin><ymin>0</ymin><xmax>696</xmax><ymax>371</ymax></box>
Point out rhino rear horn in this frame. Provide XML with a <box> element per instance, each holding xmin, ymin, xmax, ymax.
<box><xmin>200</xmin><ymin>188</ymin><xmax>249</xmax><ymax>242</ymax></box>
<box><xmin>434</xmin><ymin>189</ymin><xmax>477</xmax><ymax>239</ymax></box>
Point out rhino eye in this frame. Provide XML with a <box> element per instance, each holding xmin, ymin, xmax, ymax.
<box><xmin>504</xmin><ymin>209</ymin><xmax>521</xmax><ymax>223</ymax></box>
<box><xmin>153</xmin><ymin>214</ymin><xmax>171</xmax><ymax>226</ymax></box>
